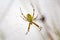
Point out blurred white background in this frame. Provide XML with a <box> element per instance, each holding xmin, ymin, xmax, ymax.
<box><xmin>0</xmin><ymin>0</ymin><xmax>60</xmax><ymax>40</ymax></box>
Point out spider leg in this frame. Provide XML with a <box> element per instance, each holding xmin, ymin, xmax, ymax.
<box><xmin>28</xmin><ymin>23</ymin><xmax>31</xmax><ymax>32</ymax></box>
<box><xmin>26</xmin><ymin>23</ymin><xmax>31</xmax><ymax>35</ymax></box>
<box><xmin>31</xmin><ymin>3</ymin><xmax>35</xmax><ymax>17</ymax></box>
<box><xmin>33</xmin><ymin>14</ymin><xmax>38</xmax><ymax>20</ymax></box>
<box><xmin>20</xmin><ymin>16</ymin><xmax>27</xmax><ymax>21</ymax></box>
<box><xmin>32</xmin><ymin>22</ymin><xmax>42</xmax><ymax>31</ymax></box>
<box><xmin>20</xmin><ymin>8</ymin><xmax>26</xmax><ymax>19</ymax></box>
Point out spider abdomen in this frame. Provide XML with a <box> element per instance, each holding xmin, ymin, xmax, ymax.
<box><xmin>26</xmin><ymin>14</ymin><xmax>33</xmax><ymax>22</ymax></box>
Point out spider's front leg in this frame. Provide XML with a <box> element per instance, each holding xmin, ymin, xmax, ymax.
<box><xmin>26</xmin><ymin>23</ymin><xmax>31</xmax><ymax>35</ymax></box>
<box><xmin>31</xmin><ymin>3</ymin><xmax>35</xmax><ymax>17</ymax></box>
<box><xmin>20</xmin><ymin>8</ymin><xmax>26</xmax><ymax>19</ymax></box>
<box><xmin>20</xmin><ymin>16</ymin><xmax>27</xmax><ymax>21</ymax></box>
<box><xmin>20</xmin><ymin>8</ymin><xmax>27</xmax><ymax>21</ymax></box>
<box><xmin>33</xmin><ymin>7</ymin><xmax>35</xmax><ymax>17</ymax></box>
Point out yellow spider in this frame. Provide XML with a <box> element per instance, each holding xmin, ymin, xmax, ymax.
<box><xmin>20</xmin><ymin>4</ymin><xmax>42</xmax><ymax>34</ymax></box>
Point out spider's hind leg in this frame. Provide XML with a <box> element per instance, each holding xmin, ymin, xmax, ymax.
<box><xmin>32</xmin><ymin>22</ymin><xmax>42</xmax><ymax>31</ymax></box>
<box><xmin>25</xmin><ymin>23</ymin><xmax>31</xmax><ymax>35</ymax></box>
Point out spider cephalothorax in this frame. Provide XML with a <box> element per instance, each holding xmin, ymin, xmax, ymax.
<box><xmin>26</xmin><ymin>13</ymin><xmax>33</xmax><ymax>22</ymax></box>
<box><xmin>20</xmin><ymin>3</ymin><xmax>42</xmax><ymax>34</ymax></box>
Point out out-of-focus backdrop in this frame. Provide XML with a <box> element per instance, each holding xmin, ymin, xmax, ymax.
<box><xmin>0</xmin><ymin>0</ymin><xmax>60</xmax><ymax>40</ymax></box>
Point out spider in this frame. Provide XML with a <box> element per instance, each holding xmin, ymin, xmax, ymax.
<box><xmin>20</xmin><ymin>3</ymin><xmax>42</xmax><ymax>34</ymax></box>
